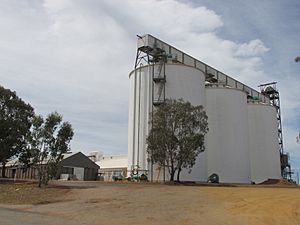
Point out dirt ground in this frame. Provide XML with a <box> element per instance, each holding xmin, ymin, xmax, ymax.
<box><xmin>0</xmin><ymin>181</ymin><xmax>69</xmax><ymax>204</ymax></box>
<box><xmin>1</xmin><ymin>181</ymin><xmax>300</xmax><ymax>225</ymax></box>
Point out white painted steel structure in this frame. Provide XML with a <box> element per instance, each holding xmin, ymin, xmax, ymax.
<box><xmin>248</xmin><ymin>103</ymin><xmax>282</xmax><ymax>183</ymax></box>
<box><xmin>128</xmin><ymin>34</ymin><xmax>283</xmax><ymax>183</ymax></box>
<box><xmin>136</xmin><ymin>34</ymin><xmax>270</xmax><ymax>103</ymax></box>
<box><xmin>128</xmin><ymin>65</ymin><xmax>152</xmax><ymax>175</ymax></box>
<box><xmin>128</xmin><ymin>64</ymin><xmax>206</xmax><ymax>181</ymax></box>
<box><xmin>205</xmin><ymin>87</ymin><xmax>251</xmax><ymax>183</ymax></box>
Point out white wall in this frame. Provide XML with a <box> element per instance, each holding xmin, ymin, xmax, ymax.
<box><xmin>248</xmin><ymin>103</ymin><xmax>282</xmax><ymax>183</ymax></box>
<box><xmin>206</xmin><ymin>87</ymin><xmax>251</xmax><ymax>183</ymax></box>
<box><xmin>128</xmin><ymin>64</ymin><xmax>207</xmax><ymax>181</ymax></box>
<box><xmin>128</xmin><ymin>64</ymin><xmax>280</xmax><ymax>184</ymax></box>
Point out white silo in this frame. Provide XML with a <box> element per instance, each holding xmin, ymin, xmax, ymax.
<box><xmin>205</xmin><ymin>86</ymin><xmax>251</xmax><ymax>183</ymax></box>
<box><xmin>128</xmin><ymin>64</ymin><xmax>152</xmax><ymax>176</ymax></box>
<box><xmin>128</xmin><ymin>63</ymin><xmax>207</xmax><ymax>181</ymax></box>
<box><xmin>165</xmin><ymin>64</ymin><xmax>206</xmax><ymax>181</ymax></box>
<box><xmin>248</xmin><ymin>102</ymin><xmax>282</xmax><ymax>183</ymax></box>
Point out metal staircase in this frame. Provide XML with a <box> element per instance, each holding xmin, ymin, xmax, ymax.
<box><xmin>259</xmin><ymin>82</ymin><xmax>292</xmax><ymax>179</ymax></box>
<box><xmin>133</xmin><ymin>37</ymin><xmax>167</xmax><ymax>181</ymax></box>
<box><xmin>153</xmin><ymin>57</ymin><xmax>166</xmax><ymax>106</ymax></box>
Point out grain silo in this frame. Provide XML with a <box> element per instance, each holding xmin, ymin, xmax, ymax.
<box><xmin>128</xmin><ymin>34</ymin><xmax>290</xmax><ymax>183</ymax></box>
<box><xmin>248</xmin><ymin>102</ymin><xmax>282</xmax><ymax>183</ymax></box>
<box><xmin>128</xmin><ymin>63</ymin><xmax>207</xmax><ymax>181</ymax></box>
<box><xmin>205</xmin><ymin>86</ymin><xmax>251</xmax><ymax>183</ymax></box>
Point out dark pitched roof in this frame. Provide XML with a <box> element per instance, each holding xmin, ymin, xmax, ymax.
<box><xmin>60</xmin><ymin>152</ymin><xmax>100</xmax><ymax>169</ymax></box>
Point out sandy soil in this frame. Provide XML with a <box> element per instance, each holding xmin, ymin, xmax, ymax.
<box><xmin>1</xmin><ymin>182</ymin><xmax>300</xmax><ymax>225</ymax></box>
<box><xmin>203</xmin><ymin>186</ymin><xmax>300</xmax><ymax>225</ymax></box>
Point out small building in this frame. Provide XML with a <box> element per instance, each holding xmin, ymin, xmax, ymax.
<box><xmin>0</xmin><ymin>158</ymin><xmax>37</xmax><ymax>180</ymax></box>
<box><xmin>96</xmin><ymin>155</ymin><xmax>127</xmax><ymax>181</ymax></box>
<box><xmin>57</xmin><ymin>152</ymin><xmax>100</xmax><ymax>181</ymax></box>
<box><xmin>0</xmin><ymin>152</ymin><xmax>100</xmax><ymax>181</ymax></box>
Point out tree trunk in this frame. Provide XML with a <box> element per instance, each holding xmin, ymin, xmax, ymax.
<box><xmin>38</xmin><ymin>173</ymin><xmax>42</xmax><ymax>188</ymax></box>
<box><xmin>1</xmin><ymin>161</ymin><xmax>6</xmax><ymax>178</ymax></box>
<box><xmin>170</xmin><ymin>163</ymin><xmax>175</xmax><ymax>181</ymax></box>
<box><xmin>170</xmin><ymin>170</ymin><xmax>175</xmax><ymax>181</ymax></box>
<box><xmin>38</xmin><ymin>166</ymin><xmax>42</xmax><ymax>188</ymax></box>
<box><xmin>177</xmin><ymin>168</ymin><xmax>181</xmax><ymax>182</ymax></box>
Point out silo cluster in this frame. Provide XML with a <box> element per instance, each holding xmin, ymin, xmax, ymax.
<box><xmin>128</xmin><ymin>35</ymin><xmax>282</xmax><ymax>183</ymax></box>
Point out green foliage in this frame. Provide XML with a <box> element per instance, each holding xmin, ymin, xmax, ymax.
<box><xmin>0</xmin><ymin>85</ymin><xmax>34</xmax><ymax>177</ymax></box>
<box><xmin>22</xmin><ymin>112</ymin><xmax>74</xmax><ymax>187</ymax></box>
<box><xmin>147</xmin><ymin>99</ymin><xmax>208</xmax><ymax>182</ymax></box>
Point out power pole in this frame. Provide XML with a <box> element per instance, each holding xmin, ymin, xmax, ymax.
<box><xmin>297</xmin><ymin>133</ymin><xmax>300</xmax><ymax>184</ymax></box>
<box><xmin>295</xmin><ymin>58</ymin><xmax>299</xmax><ymax>183</ymax></box>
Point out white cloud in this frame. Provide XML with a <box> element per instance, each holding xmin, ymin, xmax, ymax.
<box><xmin>43</xmin><ymin>0</ymin><xmax>72</xmax><ymax>13</ymax></box>
<box><xmin>100</xmin><ymin>0</ymin><xmax>223</xmax><ymax>37</ymax></box>
<box><xmin>235</xmin><ymin>39</ymin><xmax>270</xmax><ymax>57</ymax></box>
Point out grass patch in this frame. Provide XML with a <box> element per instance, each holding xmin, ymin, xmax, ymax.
<box><xmin>0</xmin><ymin>182</ymin><xmax>70</xmax><ymax>205</ymax></box>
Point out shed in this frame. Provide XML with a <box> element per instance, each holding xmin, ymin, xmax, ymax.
<box><xmin>96</xmin><ymin>155</ymin><xmax>127</xmax><ymax>181</ymax></box>
<box><xmin>57</xmin><ymin>152</ymin><xmax>100</xmax><ymax>181</ymax></box>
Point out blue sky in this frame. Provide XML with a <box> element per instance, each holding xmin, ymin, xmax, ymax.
<box><xmin>0</xmin><ymin>0</ymin><xmax>299</xmax><ymax>178</ymax></box>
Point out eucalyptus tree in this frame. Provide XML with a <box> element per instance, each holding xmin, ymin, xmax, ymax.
<box><xmin>147</xmin><ymin>99</ymin><xmax>208</xmax><ymax>182</ymax></box>
<box><xmin>22</xmin><ymin>112</ymin><xmax>74</xmax><ymax>187</ymax></box>
<box><xmin>0</xmin><ymin>85</ymin><xmax>34</xmax><ymax>177</ymax></box>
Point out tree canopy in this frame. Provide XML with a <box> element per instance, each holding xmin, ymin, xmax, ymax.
<box><xmin>0</xmin><ymin>85</ymin><xmax>34</xmax><ymax>177</ymax></box>
<box><xmin>147</xmin><ymin>99</ymin><xmax>208</xmax><ymax>182</ymax></box>
<box><xmin>21</xmin><ymin>112</ymin><xmax>74</xmax><ymax>187</ymax></box>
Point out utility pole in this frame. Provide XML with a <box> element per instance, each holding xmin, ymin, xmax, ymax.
<box><xmin>297</xmin><ymin>133</ymin><xmax>300</xmax><ymax>184</ymax></box>
<box><xmin>296</xmin><ymin>58</ymin><xmax>299</xmax><ymax>183</ymax></box>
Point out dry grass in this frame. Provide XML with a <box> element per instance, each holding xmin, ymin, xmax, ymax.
<box><xmin>0</xmin><ymin>182</ymin><xmax>70</xmax><ymax>205</ymax></box>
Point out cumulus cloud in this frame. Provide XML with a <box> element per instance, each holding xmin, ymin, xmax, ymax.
<box><xmin>0</xmin><ymin>0</ymin><xmax>296</xmax><ymax>161</ymax></box>
<box><xmin>235</xmin><ymin>39</ymin><xmax>270</xmax><ymax>57</ymax></box>
<box><xmin>43</xmin><ymin>0</ymin><xmax>72</xmax><ymax>13</ymax></box>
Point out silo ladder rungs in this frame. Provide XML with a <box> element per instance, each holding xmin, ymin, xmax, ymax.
<box><xmin>153</xmin><ymin>77</ymin><xmax>166</xmax><ymax>83</ymax></box>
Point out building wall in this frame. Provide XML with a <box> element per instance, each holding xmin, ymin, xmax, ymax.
<box><xmin>128</xmin><ymin>61</ymin><xmax>283</xmax><ymax>183</ymax></box>
<box><xmin>96</xmin><ymin>155</ymin><xmax>128</xmax><ymax>181</ymax></box>
<box><xmin>1</xmin><ymin>152</ymin><xmax>99</xmax><ymax>181</ymax></box>
<box><xmin>206</xmin><ymin>87</ymin><xmax>251</xmax><ymax>183</ymax></box>
<box><xmin>248</xmin><ymin>103</ymin><xmax>282</xmax><ymax>183</ymax></box>
<box><xmin>128</xmin><ymin>63</ymin><xmax>207</xmax><ymax>181</ymax></box>
<box><xmin>1</xmin><ymin>166</ymin><xmax>39</xmax><ymax>180</ymax></box>
<box><xmin>99</xmin><ymin>168</ymin><xmax>127</xmax><ymax>181</ymax></box>
<box><xmin>58</xmin><ymin>152</ymin><xmax>100</xmax><ymax>181</ymax></box>
<box><xmin>128</xmin><ymin>76</ymin><xmax>283</xmax><ymax>183</ymax></box>
<box><xmin>84</xmin><ymin>167</ymin><xmax>99</xmax><ymax>181</ymax></box>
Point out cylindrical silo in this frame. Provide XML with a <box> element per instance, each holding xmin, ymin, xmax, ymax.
<box><xmin>248</xmin><ymin>103</ymin><xmax>282</xmax><ymax>183</ymax></box>
<box><xmin>165</xmin><ymin>64</ymin><xmax>206</xmax><ymax>182</ymax></box>
<box><xmin>128</xmin><ymin>64</ymin><xmax>152</xmax><ymax>177</ymax></box>
<box><xmin>128</xmin><ymin>63</ymin><xmax>206</xmax><ymax>181</ymax></box>
<box><xmin>205</xmin><ymin>86</ymin><xmax>251</xmax><ymax>183</ymax></box>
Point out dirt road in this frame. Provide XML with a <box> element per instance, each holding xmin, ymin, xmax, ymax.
<box><xmin>1</xmin><ymin>182</ymin><xmax>299</xmax><ymax>225</ymax></box>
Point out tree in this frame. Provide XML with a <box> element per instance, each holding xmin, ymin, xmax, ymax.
<box><xmin>147</xmin><ymin>99</ymin><xmax>208</xmax><ymax>182</ymax></box>
<box><xmin>21</xmin><ymin>112</ymin><xmax>74</xmax><ymax>187</ymax></box>
<box><xmin>0</xmin><ymin>85</ymin><xmax>34</xmax><ymax>178</ymax></box>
